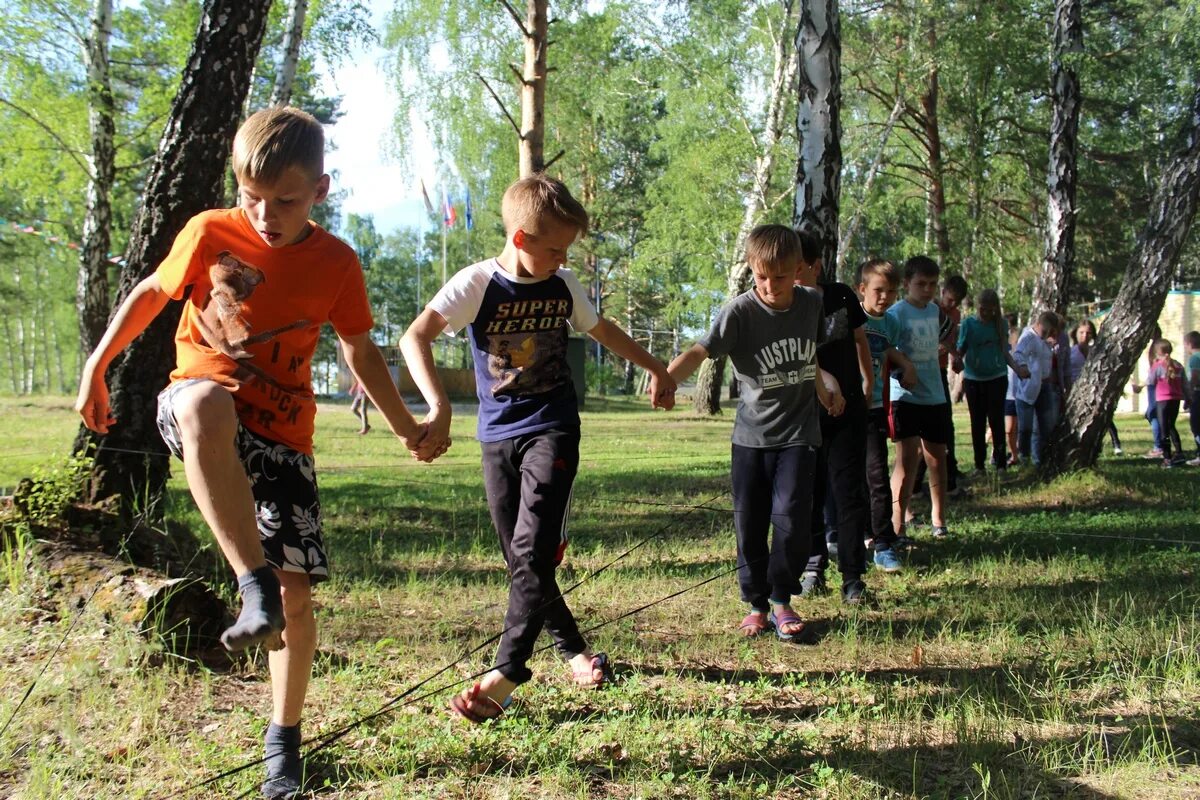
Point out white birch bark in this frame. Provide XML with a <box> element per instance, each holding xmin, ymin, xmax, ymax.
<box><xmin>270</xmin><ymin>0</ymin><xmax>309</xmax><ymax>107</ymax></box>
<box><xmin>79</xmin><ymin>0</ymin><xmax>115</xmax><ymax>356</ymax></box>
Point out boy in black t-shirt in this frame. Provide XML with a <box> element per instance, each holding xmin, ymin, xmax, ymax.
<box><xmin>793</xmin><ymin>231</ymin><xmax>876</xmax><ymax>604</ymax></box>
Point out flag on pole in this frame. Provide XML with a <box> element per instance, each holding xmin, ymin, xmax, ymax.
<box><xmin>420</xmin><ymin>180</ymin><xmax>435</xmax><ymax>216</ymax></box>
<box><xmin>464</xmin><ymin>188</ymin><xmax>474</xmax><ymax>231</ymax></box>
<box><xmin>442</xmin><ymin>189</ymin><xmax>457</xmax><ymax>228</ymax></box>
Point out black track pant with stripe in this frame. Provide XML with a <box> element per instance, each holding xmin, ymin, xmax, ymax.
<box><xmin>481</xmin><ymin>427</ymin><xmax>587</xmax><ymax>685</ymax></box>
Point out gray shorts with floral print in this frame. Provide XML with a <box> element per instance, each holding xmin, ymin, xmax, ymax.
<box><xmin>156</xmin><ymin>379</ymin><xmax>328</xmax><ymax>584</ymax></box>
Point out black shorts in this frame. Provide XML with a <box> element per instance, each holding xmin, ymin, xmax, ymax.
<box><xmin>1004</xmin><ymin>399</ymin><xmax>1017</xmax><ymax>418</ymax></box>
<box><xmin>890</xmin><ymin>400</ymin><xmax>951</xmax><ymax>445</ymax></box>
<box><xmin>156</xmin><ymin>379</ymin><xmax>328</xmax><ymax>584</ymax></box>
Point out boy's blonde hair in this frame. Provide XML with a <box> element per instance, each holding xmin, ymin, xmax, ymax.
<box><xmin>857</xmin><ymin>258</ymin><xmax>899</xmax><ymax>287</ymax></box>
<box><xmin>744</xmin><ymin>225</ymin><xmax>801</xmax><ymax>272</ymax></box>
<box><xmin>233</xmin><ymin>107</ymin><xmax>325</xmax><ymax>183</ymax></box>
<box><xmin>501</xmin><ymin>174</ymin><xmax>589</xmax><ymax>237</ymax></box>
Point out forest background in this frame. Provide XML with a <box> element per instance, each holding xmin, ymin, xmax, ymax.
<box><xmin>2</xmin><ymin>0</ymin><xmax>1198</xmax><ymax>398</ymax></box>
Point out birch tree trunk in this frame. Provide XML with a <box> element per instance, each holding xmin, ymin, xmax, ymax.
<box><xmin>920</xmin><ymin>21</ymin><xmax>950</xmax><ymax>260</ymax></box>
<box><xmin>1032</xmin><ymin>0</ymin><xmax>1083</xmax><ymax>318</ymax></box>
<box><xmin>519</xmin><ymin>0</ymin><xmax>548</xmax><ymax>176</ymax></box>
<box><xmin>76</xmin><ymin>0</ymin><xmax>274</xmax><ymax>513</ymax></box>
<box><xmin>694</xmin><ymin>0</ymin><xmax>799</xmax><ymax>414</ymax></box>
<box><xmin>793</xmin><ymin>0</ymin><xmax>842</xmax><ymax>281</ymax></box>
<box><xmin>1042</xmin><ymin>82</ymin><xmax>1200</xmax><ymax>476</ymax></box>
<box><xmin>78</xmin><ymin>0</ymin><xmax>115</xmax><ymax>356</ymax></box>
<box><xmin>270</xmin><ymin>0</ymin><xmax>308</xmax><ymax>107</ymax></box>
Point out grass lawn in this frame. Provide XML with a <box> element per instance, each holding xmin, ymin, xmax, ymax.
<box><xmin>1</xmin><ymin>394</ymin><xmax>1197</xmax><ymax>799</ymax></box>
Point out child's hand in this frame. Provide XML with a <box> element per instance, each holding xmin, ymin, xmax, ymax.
<box><xmin>413</xmin><ymin>409</ymin><xmax>451</xmax><ymax>461</ymax></box>
<box><xmin>75</xmin><ymin>364</ymin><xmax>115</xmax><ymax>434</ymax></box>
<box><xmin>823</xmin><ymin>391</ymin><xmax>845</xmax><ymax>417</ymax></box>
<box><xmin>950</xmin><ymin>354</ymin><xmax>964</xmax><ymax>374</ymax></box>
<box><xmin>900</xmin><ymin>365</ymin><xmax>919</xmax><ymax>389</ymax></box>
<box><xmin>649</xmin><ymin>369</ymin><xmax>677</xmax><ymax>411</ymax></box>
<box><xmin>1017</xmin><ymin>366</ymin><xmax>1031</xmax><ymax>380</ymax></box>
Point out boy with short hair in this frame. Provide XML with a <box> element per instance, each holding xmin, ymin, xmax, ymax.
<box><xmin>401</xmin><ymin>174</ymin><xmax>675</xmax><ymax>722</ymax></box>
<box><xmin>668</xmin><ymin>224</ymin><xmax>843</xmax><ymax>638</ymax></box>
<box><xmin>76</xmin><ymin>106</ymin><xmax>429</xmax><ymax>798</ymax></box>
<box><xmin>888</xmin><ymin>256</ymin><xmax>957</xmax><ymax>540</ymax></box>
<box><xmin>793</xmin><ymin>232</ymin><xmax>875</xmax><ymax>603</ymax></box>
<box><xmin>1011</xmin><ymin>311</ymin><xmax>1061</xmax><ymax>466</ymax></box>
<box><xmin>1185</xmin><ymin>331</ymin><xmax>1200</xmax><ymax>466</ymax></box>
<box><xmin>858</xmin><ymin>259</ymin><xmax>918</xmax><ymax>567</ymax></box>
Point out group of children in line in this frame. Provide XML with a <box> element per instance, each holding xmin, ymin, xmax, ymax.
<box><xmin>72</xmin><ymin>106</ymin><xmax>1200</xmax><ymax>798</ymax></box>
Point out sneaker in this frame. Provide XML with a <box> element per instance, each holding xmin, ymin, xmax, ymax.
<box><xmin>842</xmin><ymin>580</ymin><xmax>867</xmax><ymax>605</ymax></box>
<box><xmin>1143</xmin><ymin>448</ymin><xmax>1164</xmax><ymax>460</ymax></box>
<box><xmin>800</xmin><ymin>570</ymin><xmax>827</xmax><ymax>597</ymax></box>
<box><xmin>1161</xmin><ymin>458</ymin><xmax>1176</xmax><ymax>469</ymax></box>
<box><xmin>1187</xmin><ymin>457</ymin><xmax>1200</xmax><ymax>467</ymax></box>
<box><xmin>1112</xmin><ymin>446</ymin><xmax>1123</xmax><ymax>455</ymax></box>
<box><xmin>931</xmin><ymin>525</ymin><xmax>951</xmax><ymax>538</ymax></box>
<box><xmin>873</xmin><ymin>548</ymin><xmax>903</xmax><ymax>573</ymax></box>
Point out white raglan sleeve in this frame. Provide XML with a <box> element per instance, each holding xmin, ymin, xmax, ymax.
<box><xmin>559</xmin><ymin>268</ymin><xmax>600</xmax><ymax>333</ymax></box>
<box><xmin>427</xmin><ymin>262</ymin><xmax>491</xmax><ymax>335</ymax></box>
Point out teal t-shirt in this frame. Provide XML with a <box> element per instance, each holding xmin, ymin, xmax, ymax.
<box><xmin>956</xmin><ymin>316</ymin><xmax>1009</xmax><ymax>381</ymax></box>
<box><xmin>887</xmin><ymin>299</ymin><xmax>949</xmax><ymax>405</ymax></box>
<box><xmin>863</xmin><ymin>307</ymin><xmax>901</xmax><ymax>410</ymax></box>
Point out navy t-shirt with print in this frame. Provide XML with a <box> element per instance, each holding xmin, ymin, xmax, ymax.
<box><xmin>429</xmin><ymin>259</ymin><xmax>599</xmax><ymax>443</ymax></box>
<box><xmin>815</xmin><ymin>281</ymin><xmax>868</xmax><ymax>404</ymax></box>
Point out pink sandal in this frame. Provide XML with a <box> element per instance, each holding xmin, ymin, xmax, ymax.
<box><xmin>449</xmin><ymin>682</ymin><xmax>512</xmax><ymax>723</ymax></box>
<box><xmin>739</xmin><ymin>611</ymin><xmax>770</xmax><ymax>637</ymax></box>
<box><xmin>767</xmin><ymin>607</ymin><xmax>805</xmax><ymax>641</ymax></box>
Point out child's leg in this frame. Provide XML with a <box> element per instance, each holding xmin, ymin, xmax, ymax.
<box><xmin>921</xmin><ymin>440</ymin><xmax>948</xmax><ymax>527</ymax></box>
<box><xmin>802</xmin><ymin>444</ymin><xmax>830</xmax><ymax>579</ymax></box>
<box><xmin>890</xmin><ymin>437</ymin><xmax>922</xmax><ymax>536</ymax></box>
<box><xmin>985</xmin><ymin>377</ymin><xmax>1008</xmax><ymax>468</ymax></box>
<box><xmin>1015</xmin><ymin>399</ymin><xmax>1035</xmax><ymax>462</ymax></box>
<box><xmin>262</xmin><ymin>571</ymin><xmax>316</xmax><ymax>795</ymax></box>
<box><xmin>481</xmin><ymin>430</ymin><xmax>588</xmax><ymax>699</ymax></box>
<box><xmin>160</xmin><ymin>380</ymin><xmax>283</xmax><ymax>651</ymax></box>
<box><xmin>940</xmin><ymin>372</ymin><xmax>959</xmax><ymax>489</ymax></box>
<box><xmin>962</xmin><ymin>378</ymin><xmax>987</xmax><ymax>471</ymax></box>
<box><xmin>1191</xmin><ymin>403</ymin><xmax>1200</xmax><ymax>456</ymax></box>
<box><xmin>766</xmin><ymin>444</ymin><xmax>816</xmax><ymax>630</ymax></box>
<box><xmin>824</xmin><ymin>403</ymin><xmax>869</xmax><ymax>589</ymax></box>
<box><xmin>864</xmin><ymin>408</ymin><xmax>897</xmax><ymax>549</ymax></box>
<box><xmin>1005</xmin><ymin>400</ymin><xmax>1019</xmax><ymax>464</ymax></box>
<box><xmin>1159</xmin><ymin>400</ymin><xmax>1183</xmax><ymax>459</ymax></box>
<box><xmin>732</xmin><ymin>443</ymin><xmax>777</xmax><ymax>610</ymax></box>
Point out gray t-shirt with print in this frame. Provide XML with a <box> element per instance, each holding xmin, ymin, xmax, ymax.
<box><xmin>699</xmin><ymin>287</ymin><xmax>826</xmax><ymax>448</ymax></box>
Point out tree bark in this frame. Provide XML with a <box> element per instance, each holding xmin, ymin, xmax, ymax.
<box><xmin>694</xmin><ymin>0</ymin><xmax>799</xmax><ymax>414</ymax></box>
<box><xmin>75</xmin><ymin>0</ymin><xmax>274</xmax><ymax>514</ymax></box>
<box><xmin>78</xmin><ymin>0</ymin><xmax>115</xmax><ymax>357</ymax></box>
<box><xmin>1032</xmin><ymin>0</ymin><xmax>1083</xmax><ymax>318</ymax></box>
<box><xmin>270</xmin><ymin>0</ymin><xmax>309</xmax><ymax>107</ymax></box>
<box><xmin>519</xmin><ymin>0</ymin><xmax>548</xmax><ymax>177</ymax></box>
<box><xmin>1041</xmin><ymin>81</ymin><xmax>1200</xmax><ymax>476</ymax></box>
<box><xmin>793</xmin><ymin>0</ymin><xmax>842</xmax><ymax>282</ymax></box>
<box><xmin>920</xmin><ymin>20</ymin><xmax>950</xmax><ymax>260</ymax></box>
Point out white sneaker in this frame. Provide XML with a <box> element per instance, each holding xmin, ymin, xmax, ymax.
<box><xmin>1112</xmin><ymin>446</ymin><xmax>1123</xmax><ymax>455</ymax></box>
<box><xmin>1187</xmin><ymin>457</ymin><xmax>1200</xmax><ymax>467</ymax></box>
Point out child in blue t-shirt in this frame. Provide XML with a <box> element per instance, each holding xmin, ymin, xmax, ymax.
<box><xmin>1186</xmin><ymin>330</ymin><xmax>1200</xmax><ymax>465</ymax></box>
<box><xmin>955</xmin><ymin>289</ymin><xmax>1025</xmax><ymax>473</ymax></box>
<box><xmin>858</xmin><ymin>259</ymin><xmax>917</xmax><ymax>566</ymax></box>
<box><xmin>401</xmin><ymin>175</ymin><xmax>675</xmax><ymax>722</ymax></box>
<box><xmin>887</xmin><ymin>256</ymin><xmax>957</xmax><ymax>539</ymax></box>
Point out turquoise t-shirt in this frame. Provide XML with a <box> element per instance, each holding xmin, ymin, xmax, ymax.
<box><xmin>956</xmin><ymin>316</ymin><xmax>1009</xmax><ymax>381</ymax></box>
<box><xmin>887</xmin><ymin>299</ymin><xmax>948</xmax><ymax>405</ymax></box>
<box><xmin>863</xmin><ymin>307</ymin><xmax>901</xmax><ymax>410</ymax></box>
<box><xmin>1189</xmin><ymin>351</ymin><xmax>1200</xmax><ymax>377</ymax></box>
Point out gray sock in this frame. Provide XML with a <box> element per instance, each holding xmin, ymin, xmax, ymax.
<box><xmin>220</xmin><ymin>566</ymin><xmax>284</xmax><ymax>652</ymax></box>
<box><xmin>262</xmin><ymin>722</ymin><xmax>302</xmax><ymax>799</ymax></box>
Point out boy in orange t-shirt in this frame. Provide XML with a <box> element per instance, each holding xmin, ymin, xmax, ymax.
<box><xmin>76</xmin><ymin>107</ymin><xmax>432</xmax><ymax>797</ymax></box>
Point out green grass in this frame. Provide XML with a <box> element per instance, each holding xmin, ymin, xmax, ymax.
<box><xmin>1</xmin><ymin>395</ymin><xmax>1198</xmax><ymax>799</ymax></box>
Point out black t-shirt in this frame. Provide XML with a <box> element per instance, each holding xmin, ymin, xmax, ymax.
<box><xmin>814</xmin><ymin>281</ymin><xmax>867</xmax><ymax>403</ymax></box>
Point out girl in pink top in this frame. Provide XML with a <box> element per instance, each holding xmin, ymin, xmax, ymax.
<box><xmin>1149</xmin><ymin>339</ymin><xmax>1186</xmax><ymax>466</ymax></box>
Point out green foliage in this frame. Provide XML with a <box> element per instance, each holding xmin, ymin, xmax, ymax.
<box><xmin>11</xmin><ymin>453</ymin><xmax>90</xmax><ymax>526</ymax></box>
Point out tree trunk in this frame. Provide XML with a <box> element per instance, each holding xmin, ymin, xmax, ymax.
<box><xmin>1032</xmin><ymin>0</ymin><xmax>1083</xmax><ymax>318</ymax></box>
<box><xmin>921</xmin><ymin>21</ymin><xmax>950</xmax><ymax>260</ymax></box>
<box><xmin>76</xmin><ymin>0</ymin><xmax>274</xmax><ymax>514</ymax></box>
<box><xmin>270</xmin><ymin>0</ymin><xmax>308</xmax><ymax>107</ymax></box>
<box><xmin>694</xmin><ymin>0</ymin><xmax>799</xmax><ymax>415</ymax></box>
<box><xmin>1041</xmin><ymin>82</ymin><xmax>1200</xmax><ymax>476</ymax></box>
<box><xmin>793</xmin><ymin>0</ymin><xmax>842</xmax><ymax>281</ymax></box>
<box><xmin>79</xmin><ymin>0</ymin><xmax>115</xmax><ymax>357</ymax></box>
<box><xmin>519</xmin><ymin>0</ymin><xmax>548</xmax><ymax>177</ymax></box>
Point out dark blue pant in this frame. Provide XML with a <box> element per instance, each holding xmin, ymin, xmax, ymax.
<box><xmin>731</xmin><ymin>443</ymin><xmax>816</xmax><ymax>609</ymax></box>
<box><xmin>481</xmin><ymin>427</ymin><xmax>586</xmax><ymax>685</ymax></box>
<box><xmin>807</xmin><ymin>399</ymin><xmax>869</xmax><ymax>584</ymax></box>
<box><xmin>864</xmin><ymin>407</ymin><xmax>898</xmax><ymax>549</ymax></box>
<box><xmin>1156</xmin><ymin>399</ymin><xmax>1183</xmax><ymax>460</ymax></box>
<box><xmin>963</xmin><ymin>376</ymin><xmax>1008</xmax><ymax>470</ymax></box>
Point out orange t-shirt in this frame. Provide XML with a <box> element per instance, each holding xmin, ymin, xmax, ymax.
<box><xmin>156</xmin><ymin>208</ymin><xmax>373</xmax><ymax>454</ymax></box>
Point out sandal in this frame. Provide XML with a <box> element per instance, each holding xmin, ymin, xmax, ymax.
<box><xmin>767</xmin><ymin>607</ymin><xmax>805</xmax><ymax>641</ymax></box>
<box><xmin>571</xmin><ymin>652</ymin><xmax>613</xmax><ymax>689</ymax></box>
<box><xmin>449</xmin><ymin>682</ymin><xmax>512</xmax><ymax>724</ymax></box>
<box><xmin>738</xmin><ymin>611</ymin><xmax>770</xmax><ymax>637</ymax></box>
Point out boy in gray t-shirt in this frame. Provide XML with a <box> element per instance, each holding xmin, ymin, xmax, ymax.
<box><xmin>669</xmin><ymin>224</ymin><xmax>843</xmax><ymax>642</ymax></box>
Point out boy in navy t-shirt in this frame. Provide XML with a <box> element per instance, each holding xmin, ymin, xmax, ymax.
<box><xmin>401</xmin><ymin>175</ymin><xmax>675</xmax><ymax>722</ymax></box>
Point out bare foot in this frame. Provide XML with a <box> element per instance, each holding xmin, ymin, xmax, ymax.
<box><xmin>568</xmin><ymin>651</ymin><xmax>609</xmax><ymax>688</ymax></box>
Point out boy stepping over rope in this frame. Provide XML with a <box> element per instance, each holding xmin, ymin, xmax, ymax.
<box><xmin>401</xmin><ymin>174</ymin><xmax>676</xmax><ymax>722</ymax></box>
<box><xmin>76</xmin><ymin>107</ymin><xmax>433</xmax><ymax>799</ymax></box>
<box><xmin>668</xmin><ymin>225</ymin><xmax>843</xmax><ymax>641</ymax></box>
